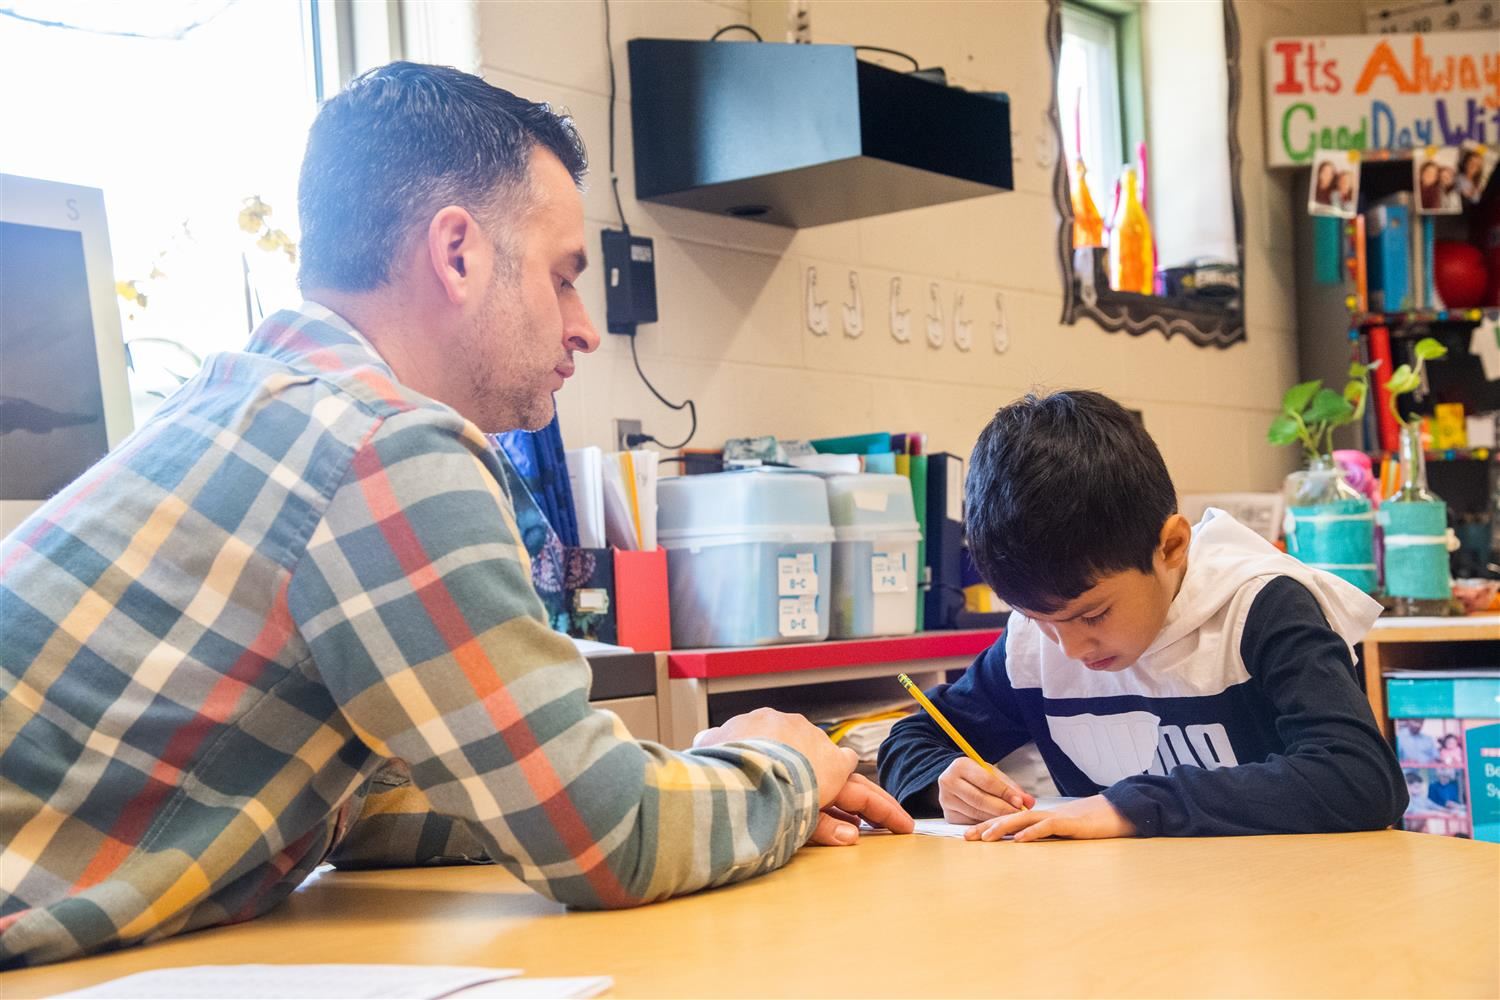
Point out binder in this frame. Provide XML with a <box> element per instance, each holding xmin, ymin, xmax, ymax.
<box><xmin>908</xmin><ymin>452</ymin><xmax>928</xmax><ymax>632</ymax></box>
<box><xmin>1368</xmin><ymin>325</ymin><xmax>1401</xmax><ymax>453</ymax></box>
<box><xmin>924</xmin><ymin>452</ymin><xmax>967</xmax><ymax>630</ymax></box>
<box><xmin>1366</xmin><ymin>200</ymin><xmax>1411</xmax><ymax>312</ymax></box>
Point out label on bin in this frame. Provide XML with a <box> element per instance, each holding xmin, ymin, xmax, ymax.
<box><xmin>777</xmin><ymin>554</ymin><xmax>818</xmax><ymax>597</ymax></box>
<box><xmin>779</xmin><ymin>596</ymin><xmax>819</xmax><ymax>637</ymax></box>
<box><xmin>871</xmin><ymin>553</ymin><xmax>909</xmax><ymax>593</ymax></box>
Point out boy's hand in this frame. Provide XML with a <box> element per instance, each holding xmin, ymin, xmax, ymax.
<box><xmin>937</xmin><ymin>756</ymin><xmax>1035</xmax><ymax>823</ymax></box>
<box><xmin>963</xmin><ymin>793</ymin><xmax>1135</xmax><ymax>843</ymax></box>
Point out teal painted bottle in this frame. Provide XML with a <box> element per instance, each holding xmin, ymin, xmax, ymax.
<box><xmin>1282</xmin><ymin>455</ymin><xmax>1377</xmax><ymax>593</ymax></box>
<box><xmin>1381</xmin><ymin>421</ymin><xmax>1451</xmax><ymax>616</ymax></box>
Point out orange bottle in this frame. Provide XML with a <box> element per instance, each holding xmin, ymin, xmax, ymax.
<box><xmin>1070</xmin><ymin>158</ymin><xmax>1104</xmax><ymax>249</ymax></box>
<box><xmin>1108</xmin><ymin>165</ymin><xmax>1154</xmax><ymax>295</ymax></box>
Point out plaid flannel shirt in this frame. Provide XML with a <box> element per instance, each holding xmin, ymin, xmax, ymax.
<box><xmin>0</xmin><ymin>303</ymin><xmax>818</xmax><ymax>968</ymax></box>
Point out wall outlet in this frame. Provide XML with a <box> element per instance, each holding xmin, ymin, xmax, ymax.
<box><xmin>614</xmin><ymin>418</ymin><xmax>643</xmax><ymax>452</ymax></box>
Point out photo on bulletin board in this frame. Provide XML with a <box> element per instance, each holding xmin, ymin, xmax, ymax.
<box><xmin>1414</xmin><ymin>147</ymin><xmax>1463</xmax><ymax>215</ymax></box>
<box><xmin>1308</xmin><ymin>148</ymin><xmax>1360</xmax><ymax>219</ymax></box>
<box><xmin>1457</xmin><ymin>141</ymin><xmax>1497</xmax><ymax>204</ymax></box>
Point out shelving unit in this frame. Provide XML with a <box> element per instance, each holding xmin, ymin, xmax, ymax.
<box><xmin>663</xmin><ymin>629</ymin><xmax>1001</xmax><ymax>748</ymax></box>
<box><xmin>1359</xmin><ymin>615</ymin><xmax>1500</xmax><ymax>739</ymax></box>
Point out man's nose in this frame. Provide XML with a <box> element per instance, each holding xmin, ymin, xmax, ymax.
<box><xmin>565</xmin><ymin>298</ymin><xmax>600</xmax><ymax>354</ymax></box>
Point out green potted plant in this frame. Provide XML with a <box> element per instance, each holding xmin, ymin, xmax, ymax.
<box><xmin>1267</xmin><ymin>361</ymin><xmax>1380</xmax><ymax>593</ymax></box>
<box><xmin>1380</xmin><ymin>337</ymin><xmax>1452</xmax><ymax>616</ymax></box>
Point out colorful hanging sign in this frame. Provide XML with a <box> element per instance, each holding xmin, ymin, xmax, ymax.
<box><xmin>1264</xmin><ymin>30</ymin><xmax>1500</xmax><ymax>167</ymax></box>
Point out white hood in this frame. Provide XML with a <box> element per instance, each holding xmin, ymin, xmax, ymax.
<box><xmin>1006</xmin><ymin>508</ymin><xmax>1383</xmax><ymax>702</ymax></box>
<box><xmin>1147</xmin><ymin>507</ymin><xmax>1383</xmax><ymax>664</ymax></box>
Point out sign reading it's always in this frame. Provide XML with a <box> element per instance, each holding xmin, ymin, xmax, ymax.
<box><xmin>1264</xmin><ymin>31</ymin><xmax>1500</xmax><ymax>167</ymax></box>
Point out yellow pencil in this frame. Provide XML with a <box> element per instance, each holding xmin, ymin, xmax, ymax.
<box><xmin>896</xmin><ymin>672</ymin><xmax>1028</xmax><ymax>811</ymax></box>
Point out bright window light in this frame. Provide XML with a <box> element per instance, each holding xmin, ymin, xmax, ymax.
<box><xmin>0</xmin><ymin>0</ymin><xmax>317</xmax><ymax>423</ymax></box>
<box><xmin>1059</xmin><ymin>3</ymin><xmax>1125</xmax><ymax>214</ymax></box>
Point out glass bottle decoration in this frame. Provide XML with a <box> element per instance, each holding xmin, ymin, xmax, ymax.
<box><xmin>1108</xmin><ymin>165</ymin><xmax>1154</xmax><ymax>295</ymax></box>
<box><xmin>1380</xmin><ymin>419</ymin><xmax>1452</xmax><ymax>615</ymax></box>
<box><xmin>1070</xmin><ymin>158</ymin><xmax>1104</xmax><ymax>249</ymax></box>
<box><xmin>1282</xmin><ymin>454</ymin><xmax>1377</xmax><ymax>594</ymax></box>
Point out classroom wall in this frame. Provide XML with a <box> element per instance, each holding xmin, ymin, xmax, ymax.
<box><xmin>428</xmin><ymin>0</ymin><xmax>1365</xmax><ymax>493</ymax></box>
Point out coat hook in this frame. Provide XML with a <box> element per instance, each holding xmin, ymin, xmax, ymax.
<box><xmin>889</xmin><ymin>276</ymin><xmax>911</xmax><ymax>343</ymax></box>
<box><xmin>842</xmin><ymin>270</ymin><xmax>864</xmax><ymax>338</ymax></box>
<box><xmin>992</xmin><ymin>292</ymin><xmax>1010</xmax><ymax>354</ymax></box>
<box><xmin>925</xmin><ymin>282</ymin><xmax>945</xmax><ymax>348</ymax></box>
<box><xmin>806</xmin><ymin>265</ymin><xmax>829</xmax><ymax>336</ymax></box>
<box><xmin>953</xmin><ymin>290</ymin><xmax>973</xmax><ymax>352</ymax></box>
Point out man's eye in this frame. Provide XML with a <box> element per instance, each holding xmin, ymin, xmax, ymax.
<box><xmin>1082</xmin><ymin>610</ymin><xmax>1110</xmax><ymax>626</ymax></box>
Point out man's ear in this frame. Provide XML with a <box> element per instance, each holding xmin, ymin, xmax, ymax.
<box><xmin>1157</xmin><ymin>513</ymin><xmax>1192</xmax><ymax>569</ymax></box>
<box><xmin>426</xmin><ymin>206</ymin><xmax>486</xmax><ymax>306</ymax></box>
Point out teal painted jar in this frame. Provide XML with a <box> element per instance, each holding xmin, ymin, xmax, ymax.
<box><xmin>1381</xmin><ymin>421</ymin><xmax>1451</xmax><ymax>615</ymax></box>
<box><xmin>1283</xmin><ymin>456</ymin><xmax>1377</xmax><ymax>593</ymax></box>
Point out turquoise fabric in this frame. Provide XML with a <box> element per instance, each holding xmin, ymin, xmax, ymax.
<box><xmin>1286</xmin><ymin>498</ymin><xmax>1377</xmax><ymax>593</ymax></box>
<box><xmin>1381</xmin><ymin>500</ymin><xmax>1450</xmax><ymax>599</ymax></box>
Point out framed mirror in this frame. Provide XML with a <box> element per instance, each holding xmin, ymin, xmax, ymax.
<box><xmin>1048</xmin><ymin>0</ymin><xmax>1246</xmax><ymax>348</ymax></box>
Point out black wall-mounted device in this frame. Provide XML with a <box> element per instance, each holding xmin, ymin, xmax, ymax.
<box><xmin>602</xmin><ymin>228</ymin><xmax>658</xmax><ymax>334</ymax></box>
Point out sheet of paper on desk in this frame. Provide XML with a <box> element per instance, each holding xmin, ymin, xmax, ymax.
<box><xmin>57</xmin><ymin>965</ymin><xmax>530</xmax><ymax>999</ymax></box>
<box><xmin>449</xmin><ymin>977</ymin><xmax>613</xmax><ymax>998</ymax></box>
<box><xmin>867</xmin><ymin>797</ymin><xmax>1081</xmax><ymax>838</ymax></box>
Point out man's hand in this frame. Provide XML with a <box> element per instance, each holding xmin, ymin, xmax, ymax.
<box><xmin>937</xmin><ymin>756</ymin><xmax>1035</xmax><ymax>823</ymax></box>
<box><xmin>963</xmin><ymin>793</ymin><xmax>1135</xmax><ymax>843</ymax></box>
<box><xmin>694</xmin><ymin>707</ymin><xmax>914</xmax><ymax>845</ymax></box>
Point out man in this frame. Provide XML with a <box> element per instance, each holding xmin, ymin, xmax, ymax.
<box><xmin>0</xmin><ymin>62</ymin><xmax>910</xmax><ymax>968</ymax></box>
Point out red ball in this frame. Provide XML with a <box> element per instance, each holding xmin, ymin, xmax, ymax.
<box><xmin>1433</xmin><ymin>240</ymin><xmax>1488</xmax><ymax>308</ymax></box>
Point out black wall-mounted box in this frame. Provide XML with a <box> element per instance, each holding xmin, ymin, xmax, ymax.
<box><xmin>627</xmin><ymin>38</ymin><xmax>1012</xmax><ymax>229</ymax></box>
<box><xmin>601</xmin><ymin>228</ymin><xmax>658</xmax><ymax>334</ymax></box>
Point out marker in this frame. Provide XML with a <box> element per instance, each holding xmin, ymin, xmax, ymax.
<box><xmin>896</xmin><ymin>673</ymin><xmax>1028</xmax><ymax>811</ymax></box>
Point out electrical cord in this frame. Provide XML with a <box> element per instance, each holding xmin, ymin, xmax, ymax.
<box><xmin>628</xmin><ymin>333</ymin><xmax>697</xmax><ymax>450</ymax></box>
<box><xmin>603</xmin><ymin>0</ymin><xmax>627</xmax><ymax>230</ymax></box>
<box><xmin>854</xmin><ymin>44</ymin><xmax>921</xmax><ymax>72</ymax></box>
<box><xmin>710</xmin><ymin>23</ymin><xmax>763</xmax><ymax>42</ymax></box>
<box><xmin>602</xmin><ymin>0</ymin><xmax>696</xmax><ymax>452</ymax></box>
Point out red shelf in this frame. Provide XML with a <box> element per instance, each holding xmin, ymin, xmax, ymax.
<box><xmin>667</xmin><ymin>628</ymin><xmax>1003</xmax><ymax>680</ymax></box>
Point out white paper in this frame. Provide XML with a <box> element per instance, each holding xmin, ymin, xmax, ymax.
<box><xmin>864</xmin><ymin>797</ymin><xmax>1082</xmax><ymax>839</ymax></box>
<box><xmin>627</xmin><ymin>448</ymin><xmax>659</xmax><ymax>551</ymax></box>
<box><xmin>599</xmin><ymin>455</ymin><xmax>637</xmax><ymax>550</ymax></box>
<box><xmin>945</xmin><ymin>457</ymin><xmax>963</xmax><ymax>522</ymax></box>
<box><xmin>569</xmin><ymin>636</ymin><xmax>634</xmax><ymax>657</ymax></box>
<box><xmin>57</xmin><ymin>965</ymin><xmax>521</xmax><ymax>999</ymax></box>
<box><xmin>449</xmin><ymin>977</ymin><xmax>613</xmax><ymax>999</ymax></box>
<box><xmin>565</xmin><ymin>447</ymin><xmax>606</xmax><ymax>549</ymax></box>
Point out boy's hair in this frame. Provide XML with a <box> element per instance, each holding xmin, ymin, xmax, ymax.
<box><xmin>298</xmin><ymin>61</ymin><xmax>587</xmax><ymax>291</ymax></box>
<box><xmin>965</xmin><ymin>390</ymin><xmax>1176</xmax><ymax>614</ymax></box>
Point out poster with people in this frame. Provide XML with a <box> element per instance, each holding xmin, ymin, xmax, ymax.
<box><xmin>1308</xmin><ymin>147</ymin><xmax>1360</xmax><ymax>219</ymax></box>
<box><xmin>1413</xmin><ymin>146</ymin><xmax>1463</xmax><ymax>215</ymax></box>
<box><xmin>1456</xmin><ymin>141</ymin><xmax>1497</xmax><ymax>204</ymax></box>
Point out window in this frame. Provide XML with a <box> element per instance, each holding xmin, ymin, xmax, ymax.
<box><xmin>0</xmin><ymin>0</ymin><xmax>399</xmax><ymax>424</ymax></box>
<box><xmin>1059</xmin><ymin>3</ymin><xmax>1126</xmax><ymax>213</ymax></box>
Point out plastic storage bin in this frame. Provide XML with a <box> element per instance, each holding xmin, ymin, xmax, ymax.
<box><xmin>657</xmin><ymin>471</ymin><xmax>834</xmax><ymax>648</ymax></box>
<box><xmin>825</xmin><ymin>474</ymin><xmax>923</xmax><ymax>638</ymax></box>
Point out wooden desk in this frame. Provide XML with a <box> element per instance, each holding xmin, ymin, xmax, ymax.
<box><xmin>6</xmin><ymin>832</ymin><xmax>1495</xmax><ymax>998</ymax></box>
<box><xmin>1359</xmin><ymin>615</ymin><xmax>1500</xmax><ymax>735</ymax></box>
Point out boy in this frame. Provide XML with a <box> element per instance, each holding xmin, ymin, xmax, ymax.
<box><xmin>878</xmin><ymin>390</ymin><xmax>1407</xmax><ymax>842</ymax></box>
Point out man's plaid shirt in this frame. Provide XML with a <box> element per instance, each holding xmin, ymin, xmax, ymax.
<box><xmin>0</xmin><ymin>303</ymin><xmax>818</xmax><ymax>967</ymax></box>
